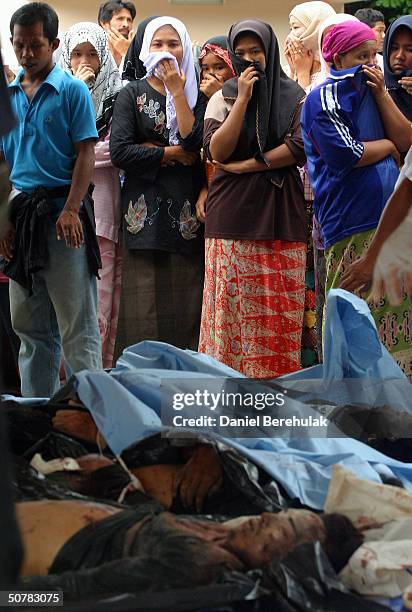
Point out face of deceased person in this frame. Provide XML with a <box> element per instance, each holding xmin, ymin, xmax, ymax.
<box><xmin>164</xmin><ymin>509</ymin><xmax>325</xmax><ymax>570</ymax></box>
<box><xmin>225</xmin><ymin>509</ymin><xmax>325</xmax><ymax>568</ymax></box>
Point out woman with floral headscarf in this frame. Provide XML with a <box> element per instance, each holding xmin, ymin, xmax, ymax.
<box><xmin>110</xmin><ymin>16</ymin><xmax>206</xmax><ymax>356</ymax></box>
<box><xmin>199</xmin><ymin>19</ymin><xmax>306</xmax><ymax>378</ymax></box>
<box><xmin>61</xmin><ymin>22</ymin><xmax>122</xmax><ymax>369</ymax></box>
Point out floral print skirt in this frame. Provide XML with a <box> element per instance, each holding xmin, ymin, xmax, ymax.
<box><xmin>325</xmin><ymin>229</ymin><xmax>412</xmax><ymax>376</ymax></box>
<box><xmin>199</xmin><ymin>238</ymin><xmax>306</xmax><ymax>378</ymax></box>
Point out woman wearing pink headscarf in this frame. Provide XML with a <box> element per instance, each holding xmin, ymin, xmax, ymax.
<box><xmin>301</xmin><ymin>20</ymin><xmax>412</xmax><ymax>374</ymax></box>
<box><xmin>310</xmin><ymin>13</ymin><xmax>359</xmax><ymax>361</ymax></box>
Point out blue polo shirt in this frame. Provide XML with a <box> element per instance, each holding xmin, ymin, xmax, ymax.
<box><xmin>0</xmin><ymin>64</ymin><xmax>98</xmax><ymax>194</ymax></box>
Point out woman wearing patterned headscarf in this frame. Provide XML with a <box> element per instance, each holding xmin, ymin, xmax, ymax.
<box><xmin>110</xmin><ymin>16</ymin><xmax>206</xmax><ymax>356</ymax></box>
<box><xmin>199</xmin><ymin>19</ymin><xmax>306</xmax><ymax>378</ymax></box>
<box><xmin>195</xmin><ymin>36</ymin><xmax>235</xmax><ymax>223</ymax></box>
<box><xmin>61</xmin><ymin>22</ymin><xmax>122</xmax><ymax>369</ymax></box>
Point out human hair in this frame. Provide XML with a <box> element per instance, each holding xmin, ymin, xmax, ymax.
<box><xmin>10</xmin><ymin>2</ymin><xmax>58</xmax><ymax>43</ymax></box>
<box><xmin>131</xmin><ymin>514</ymin><xmax>234</xmax><ymax>588</ymax></box>
<box><xmin>98</xmin><ymin>1</ymin><xmax>136</xmax><ymax>25</ymax></box>
<box><xmin>354</xmin><ymin>8</ymin><xmax>385</xmax><ymax>27</ymax></box>
<box><xmin>321</xmin><ymin>513</ymin><xmax>364</xmax><ymax>573</ymax></box>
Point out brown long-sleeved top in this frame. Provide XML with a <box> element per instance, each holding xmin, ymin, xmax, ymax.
<box><xmin>203</xmin><ymin>90</ymin><xmax>307</xmax><ymax>242</ymax></box>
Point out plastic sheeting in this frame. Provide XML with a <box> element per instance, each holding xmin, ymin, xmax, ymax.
<box><xmin>5</xmin><ymin>290</ymin><xmax>412</xmax><ymax>509</ymax></box>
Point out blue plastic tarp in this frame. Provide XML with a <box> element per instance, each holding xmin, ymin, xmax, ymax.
<box><xmin>5</xmin><ymin>290</ymin><xmax>412</xmax><ymax>510</ymax></box>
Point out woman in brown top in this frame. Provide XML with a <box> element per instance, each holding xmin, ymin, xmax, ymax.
<box><xmin>198</xmin><ymin>19</ymin><xmax>307</xmax><ymax>378</ymax></box>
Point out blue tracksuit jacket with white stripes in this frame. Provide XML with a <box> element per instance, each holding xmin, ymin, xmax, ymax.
<box><xmin>301</xmin><ymin>64</ymin><xmax>399</xmax><ymax>248</ymax></box>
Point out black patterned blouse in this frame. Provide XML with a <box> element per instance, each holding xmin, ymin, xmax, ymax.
<box><xmin>110</xmin><ymin>79</ymin><xmax>206</xmax><ymax>254</ymax></box>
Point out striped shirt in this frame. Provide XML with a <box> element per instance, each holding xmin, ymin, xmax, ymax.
<box><xmin>301</xmin><ymin>65</ymin><xmax>399</xmax><ymax>248</ymax></box>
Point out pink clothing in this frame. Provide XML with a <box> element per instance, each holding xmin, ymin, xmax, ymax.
<box><xmin>0</xmin><ymin>272</ymin><xmax>9</xmax><ymax>283</ymax></box>
<box><xmin>93</xmin><ymin>129</ymin><xmax>122</xmax><ymax>368</ymax></box>
<box><xmin>97</xmin><ymin>236</ymin><xmax>122</xmax><ymax>369</ymax></box>
<box><xmin>322</xmin><ymin>21</ymin><xmax>375</xmax><ymax>63</ymax></box>
<box><xmin>93</xmin><ymin>130</ymin><xmax>121</xmax><ymax>243</ymax></box>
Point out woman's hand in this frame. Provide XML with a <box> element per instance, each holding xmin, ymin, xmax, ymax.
<box><xmin>363</xmin><ymin>64</ymin><xmax>386</xmax><ymax>100</ymax></box>
<box><xmin>293</xmin><ymin>48</ymin><xmax>313</xmax><ymax>77</ymax></box>
<box><xmin>163</xmin><ymin>145</ymin><xmax>198</xmax><ymax>167</ymax></box>
<box><xmin>155</xmin><ymin>60</ymin><xmax>186</xmax><ymax>97</ymax></box>
<box><xmin>213</xmin><ymin>159</ymin><xmax>253</xmax><ymax>174</ymax></box>
<box><xmin>237</xmin><ymin>65</ymin><xmax>259</xmax><ymax>103</ymax></box>
<box><xmin>284</xmin><ymin>37</ymin><xmax>296</xmax><ymax>76</ymax></box>
<box><xmin>340</xmin><ymin>255</ymin><xmax>375</xmax><ymax>294</ymax></box>
<box><xmin>195</xmin><ymin>186</ymin><xmax>208</xmax><ymax>222</ymax></box>
<box><xmin>389</xmin><ymin>142</ymin><xmax>401</xmax><ymax>167</ymax></box>
<box><xmin>200</xmin><ymin>73</ymin><xmax>224</xmax><ymax>98</ymax></box>
<box><xmin>73</xmin><ymin>63</ymin><xmax>96</xmax><ymax>84</ymax></box>
<box><xmin>286</xmin><ymin>36</ymin><xmax>306</xmax><ymax>57</ymax></box>
<box><xmin>399</xmin><ymin>76</ymin><xmax>412</xmax><ymax>96</ymax></box>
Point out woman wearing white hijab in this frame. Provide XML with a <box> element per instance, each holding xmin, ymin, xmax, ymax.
<box><xmin>285</xmin><ymin>1</ymin><xmax>336</xmax><ymax>90</ymax></box>
<box><xmin>110</xmin><ymin>16</ymin><xmax>206</xmax><ymax>357</ymax></box>
<box><xmin>61</xmin><ymin>22</ymin><xmax>123</xmax><ymax>369</ymax></box>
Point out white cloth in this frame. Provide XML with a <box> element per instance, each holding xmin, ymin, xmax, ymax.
<box><xmin>139</xmin><ymin>16</ymin><xmax>198</xmax><ymax>145</ymax></box>
<box><xmin>324</xmin><ymin>464</ymin><xmax>412</xmax><ymax>529</ymax></box>
<box><xmin>339</xmin><ymin>520</ymin><xmax>412</xmax><ymax>597</ymax></box>
<box><xmin>372</xmin><ymin>146</ymin><xmax>412</xmax><ymax>304</ymax></box>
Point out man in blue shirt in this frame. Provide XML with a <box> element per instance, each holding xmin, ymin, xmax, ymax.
<box><xmin>0</xmin><ymin>2</ymin><xmax>102</xmax><ymax>397</ymax></box>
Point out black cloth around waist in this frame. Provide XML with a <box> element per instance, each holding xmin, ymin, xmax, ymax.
<box><xmin>0</xmin><ymin>185</ymin><xmax>101</xmax><ymax>291</ymax></box>
<box><xmin>48</xmin><ymin>503</ymin><xmax>163</xmax><ymax>575</ymax></box>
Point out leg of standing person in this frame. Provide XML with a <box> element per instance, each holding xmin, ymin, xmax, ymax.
<box><xmin>0</xmin><ymin>281</ymin><xmax>20</xmax><ymax>393</ymax></box>
<box><xmin>97</xmin><ymin>236</ymin><xmax>122</xmax><ymax>369</ymax></box>
<box><xmin>9</xmin><ymin>273</ymin><xmax>62</xmax><ymax>398</ymax></box>
<box><xmin>44</xmin><ymin>219</ymin><xmax>102</xmax><ymax>376</ymax></box>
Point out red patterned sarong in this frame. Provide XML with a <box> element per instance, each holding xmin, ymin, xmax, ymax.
<box><xmin>199</xmin><ymin>238</ymin><xmax>306</xmax><ymax>378</ymax></box>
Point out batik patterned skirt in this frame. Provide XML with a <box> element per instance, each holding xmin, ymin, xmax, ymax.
<box><xmin>301</xmin><ymin>198</ymin><xmax>318</xmax><ymax>368</ymax></box>
<box><xmin>114</xmin><ymin>248</ymin><xmax>204</xmax><ymax>361</ymax></box>
<box><xmin>325</xmin><ymin>229</ymin><xmax>412</xmax><ymax>376</ymax></box>
<box><xmin>199</xmin><ymin>238</ymin><xmax>306</xmax><ymax>378</ymax></box>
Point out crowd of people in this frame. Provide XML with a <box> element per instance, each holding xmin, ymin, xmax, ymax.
<box><xmin>0</xmin><ymin>0</ymin><xmax>412</xmax><ymax>397</ymax></box>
